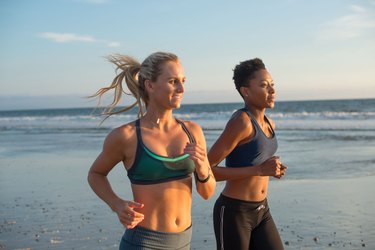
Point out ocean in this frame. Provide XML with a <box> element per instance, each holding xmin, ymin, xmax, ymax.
<box><xmin>1</xmin><ymin>98</ymin><xmax>374</xmax><ymax>179</ymax></box>
<box><xmin>1</xmin><ymin>98</ymin><xmax>374</xmax><ymax>249</ymax></box>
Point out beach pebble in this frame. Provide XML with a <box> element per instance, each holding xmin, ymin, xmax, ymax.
<box><xmin>50</xmin><ymin>238</ymin><xmax>63</xmax><ymax>244</ymax></box>
<box><xmin>284</xmin><ymin>241</ymin><xmax>290</xmax><ymax>246</ymax></box>
<box><xmin>313</xmin><ymin>236</ymin><xmax>319</xmax><ymax>242</ymax></box>
<box><xmin>5</xmin><ymin>220</ymin><xmax>16</xmax><ymax>225</ymax></box>
<box><xmin>362</xmin><ymin>243</ymin><xmax>366</xmax><ymax>247</ymax></box>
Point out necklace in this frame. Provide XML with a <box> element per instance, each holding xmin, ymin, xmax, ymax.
<box><xmin>148</xmin><ymin>118</ymin><xmax>161</xmax><ymax>127</ymax></box>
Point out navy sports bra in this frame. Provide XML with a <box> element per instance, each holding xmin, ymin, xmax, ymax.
<box><xmin>127</xmin><ymin>119</ymin><xmax>196</xmax><ymax>185</ymax></box>
<box><xmin>225</xmin><ymin>108</ymin><xmax>278</xmax><ymax>167</ymax></box>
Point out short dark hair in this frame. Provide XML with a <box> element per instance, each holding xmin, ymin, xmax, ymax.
<box><xmin>232</xmin><ymin>58</ymin><xmax>266</xmax><ymax>94</ymax></box>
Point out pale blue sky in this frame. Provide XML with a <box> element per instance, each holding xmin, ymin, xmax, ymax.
<box><xmin>1</xmin><ymin>0</ymin><xmax>374</xmax><ymax>110</ymax></box>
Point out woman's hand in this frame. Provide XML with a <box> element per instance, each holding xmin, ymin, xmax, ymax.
<box><xmin>259</xmin><ymin>156</ymin><xmax>287</xmax><ymax>178</ymax></box>
<box><xmin>184</xmin><ymin>142</ymin><xmax>210</xmax><ymax>178</ymax></box>
<box><xmin>113</xmin><ymin>199</ymin><xmax>144</xmax><ymax>229</ymax></box>
<box><xmin>277</xmin><ymin>163</ymin><xmax>288</xmax><ymax>179</ymax></box>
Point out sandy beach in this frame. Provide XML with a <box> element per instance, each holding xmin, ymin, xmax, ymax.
<box><xmin>1</xmin><ymin>100</ymin><xmax>374</xmax><ymax>249</ymax></box>
<box><xmin>192</xmin><ymin>176</ymin><xmax>375</xmax><ymax>249</ymax></box>
<box><xmin>1</xmin><ymin>151</ymin><xmax>374</xmax><ymax>249</ymax></box>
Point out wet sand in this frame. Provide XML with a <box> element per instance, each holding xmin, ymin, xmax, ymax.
<box><xmin>194</xmin><ymin>177</ymin><xmax>375</xmax><ymax>249</ymax></box>
<box><xmin>1</xmin><ymin>152</ymin><xmax>374</xmax><ymax>249</ymax></box>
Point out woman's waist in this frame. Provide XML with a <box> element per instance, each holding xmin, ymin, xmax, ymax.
<box><xmin>222</xmin><ymin>176</ymin><xmax>269</xmax><ymax>202</ymax></box>
<box><xmin>137</xmin><ymin>210</ymin><xmax>192</xmax><ymax>233</ymax></box>
<box><xmin>133</xmin><ymin>193</ymin><xmax>192</xmax><ymax>232</ymax></box>
<box><xmin>132</xmin><ymin>177</ymin><xmax>192</xmax><ymax>200</ymax></box>
<box><xmin>133</xmin><ymin>194</ymin><xmax>192</xmax><ymax>215</ymax></box>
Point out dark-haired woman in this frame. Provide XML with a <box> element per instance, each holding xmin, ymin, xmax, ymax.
<box><xmin>209</xmin><ymin>58</ymin><xmax>286</xmax><ymax>250</ymax></box>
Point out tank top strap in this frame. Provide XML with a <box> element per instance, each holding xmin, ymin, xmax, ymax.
<box><xmin>241</xmin><ymin>108</ymin><xmax>275</xmax><ymax>136</ymax></box>
<box><xmin>263</xmin><ymin>115</ymin><xmax>275</xmax><ymax>136</ymax></box>
<box><xmin>176</xmin><ymin>119</ymin><xmax>196</xmax><ymax>143</ymax></box>
<box><xmin>241</xmin><ymin>108</ymin><xmax>261</xmax><ymax>131</ymax></box>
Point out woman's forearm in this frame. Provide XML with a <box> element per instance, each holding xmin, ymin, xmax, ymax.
<box><xmin>87</xmin><ymin>171</ymin><xmax>122</xmax><ymax>211</ymax></box>
<box><xmin>195</xmin><ymin>172</ymin><xmax>216</xmax><ymax>200</ymax></box>
<box><xmin>211</xmin><ymin>165</ymin><xmax>261</xmax><ymax>181</ymax></box>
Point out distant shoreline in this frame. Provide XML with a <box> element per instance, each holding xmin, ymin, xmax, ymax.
<box><xmin>0</xmin><ymin>96</ymin><xmax>374</xmax><ymax>112</ymax></box>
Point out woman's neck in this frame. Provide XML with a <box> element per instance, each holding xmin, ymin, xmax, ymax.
<box><xmin>244</xmin><ymin>105</ymin><xmax>266</xmax><ymax>121</ymax></box>
<box><xmin>142</xmin><ymin>108</ymin><xmax>174</xmax><ymax>129</ymax></box>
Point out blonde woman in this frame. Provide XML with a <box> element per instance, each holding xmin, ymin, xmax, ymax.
<box><xmin>88</xmin><ymin>52</ymin><xmax>215</xmax><ymax>249</ymax></box>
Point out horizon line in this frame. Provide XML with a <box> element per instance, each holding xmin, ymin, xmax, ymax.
<box><xmin>0</xmin><ymin>96</ymin><xmax>374</xmax><ymax>112</ymax></box>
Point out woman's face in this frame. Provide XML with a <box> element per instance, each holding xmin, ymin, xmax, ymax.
<box><xmin>245</xmin><ymin>69</ymin><xmax>276</xmax><ymax>109</ymax></box>
<box><xmin>149</xmin><ymin>60</ymin><xmax>186</xmax><ymax>109</ymax></box>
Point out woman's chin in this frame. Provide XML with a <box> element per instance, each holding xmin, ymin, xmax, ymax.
<box><xmin>171</xmin><ymin>99</ymin><xmax>183</xmax><ymax>108</ymax></box>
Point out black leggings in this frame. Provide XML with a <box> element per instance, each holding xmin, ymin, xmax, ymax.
<box><xmin>213</xmin><ymin>194</ymin><xmax>284</xmax><ymax>250</ymax></box>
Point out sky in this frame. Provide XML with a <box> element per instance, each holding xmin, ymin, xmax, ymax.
<box><xmin>0</xmin><ymin>0</ymin><xmax>374</xmax><ymax>110</ymax></box>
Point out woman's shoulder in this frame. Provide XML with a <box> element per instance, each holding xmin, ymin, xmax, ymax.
<box><xmin>104</xmin><ymin>120</ymin><xmax>137</xmax><ymax>146</ymax></box>
<box><xmin>228</xmin><ymin>109</ymin><xmax>253</xmax><ymax>130</ymax></box>
<box><xmin>178</xmin><ymin>119</ymin><xmax>202</xmax><ymax>132</ymax></box>
<box><xmin>177</xmin><ymin>119</ymin><xmax>205</xmax><ymax>141</ymax></box>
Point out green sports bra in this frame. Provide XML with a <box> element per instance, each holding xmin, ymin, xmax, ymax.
<box><xmin>127</xmin><ymin>119</ymin><xmax>196</xmax><ymax>185</ymax></box>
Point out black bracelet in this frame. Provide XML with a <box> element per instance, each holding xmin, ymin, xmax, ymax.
<box><xmin>194</xmin><ymin>171</ymin><xmax>211</xmax><ymax>183</ymax></box>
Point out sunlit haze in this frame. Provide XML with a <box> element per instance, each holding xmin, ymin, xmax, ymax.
<box><xmin>1</xmin><ymin>0</ymin><xmax>374</xmax><ymax>110</ymax></box>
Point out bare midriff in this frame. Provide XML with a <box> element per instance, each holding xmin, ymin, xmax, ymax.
<box><xmin>222</xmin><ymin>176</ymin><xmax>269</xmax><ymax>202</ymax></box>
<box><xmin>131</xmin><ymin>177</ymin><xmax>193</xmax><ymax>233</ymax></box>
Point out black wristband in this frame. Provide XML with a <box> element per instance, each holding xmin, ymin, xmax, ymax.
<box><xmin>194</xmin><ymin>171</ymin><xmax>210</xmax><ymax>183</ymax></box>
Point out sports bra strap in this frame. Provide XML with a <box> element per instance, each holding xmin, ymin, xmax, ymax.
<box><xmin>135</xmin><ymin>119</ymin><xmax>142</xmax><ymax>142</ymax></box>
<box><xmin>176</xmin><ymin>119</ymin><xmax>196</xmax><ymax>143</ymax></box>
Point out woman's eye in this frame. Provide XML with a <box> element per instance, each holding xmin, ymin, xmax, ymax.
<box><xmin>170</xmin><ymin>79</ymin><xmax>185</xmax><ymax>84</ymax></box>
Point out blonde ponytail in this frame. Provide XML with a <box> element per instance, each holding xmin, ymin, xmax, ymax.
<box><xmin>90</xmin><ymin>54</ymin><xmax>147</xmax><ymax>118</ymax></box>
<box><xmin>90</xmin><ymin>51</ymin><xmax>179</xmax><ymax>120</ymax></box>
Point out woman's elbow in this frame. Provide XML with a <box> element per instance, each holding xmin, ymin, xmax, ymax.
<box><xmin>198</xmin><ymin>183</ymin><xmax>216</xmax><ymax>200</ymax></box>
<box><xmin>201</xmin><ymin>191</ymin><xmax>214</xmax><ymax>200</ymax></box>
<box><xmin>211</xmin><ymin>168</ymin><xmax>225</xmax><ymax>182</ymax></box>
<box><xmin>87</xmin><ymin>170</ymin><xmax>94</xmax><ymax>187</ymax></box>
<box><xmin>87</xmin><ymin>169</ymin><xmax>102</xmax><ymax>187</ymax></box>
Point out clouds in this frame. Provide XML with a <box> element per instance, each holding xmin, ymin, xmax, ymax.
<box><xmin>39</xmin><ymin>32</ymin><xmax>120</xmax><ymax>47</ymax></box>
<box><xmin>39</xmin><ymin>32</ymin><xmax>95</xmax><ymax>43</ymax></box>
<box><xmin>317</xmin><ymin>4</ymin><xmax>375</xmax><ymax>40</ymax></box>
<box><xmin>2</xmin><ymin>0</ymin><xmax>374</xmax><ymax>106</ymax></box>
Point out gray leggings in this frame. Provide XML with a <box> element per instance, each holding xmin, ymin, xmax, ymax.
<box><xmin>119</xmin><ymin>225</ymin><xmax>192</xmax><ymax>250</ymax></box>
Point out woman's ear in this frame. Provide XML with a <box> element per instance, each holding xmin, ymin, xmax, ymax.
<box><xmin>144</xmin><ymin>79</ymin><xmax>153</xmax><ymax>92</ymax></box>
<box><xmin>239</xmin><ymin>86</ymin><xmax>249</xmax><ymax>97</ymax></box>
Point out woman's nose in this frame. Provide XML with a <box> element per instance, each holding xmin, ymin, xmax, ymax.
<box><xmin>269</xmin><ymin>85</ymin><xmax>275</xmax><ymax>94</ymax></box>
<box><xmin>176</xmin><ymin>82</ymin><xmax>184</xmax><ymax>93</ymax></box>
